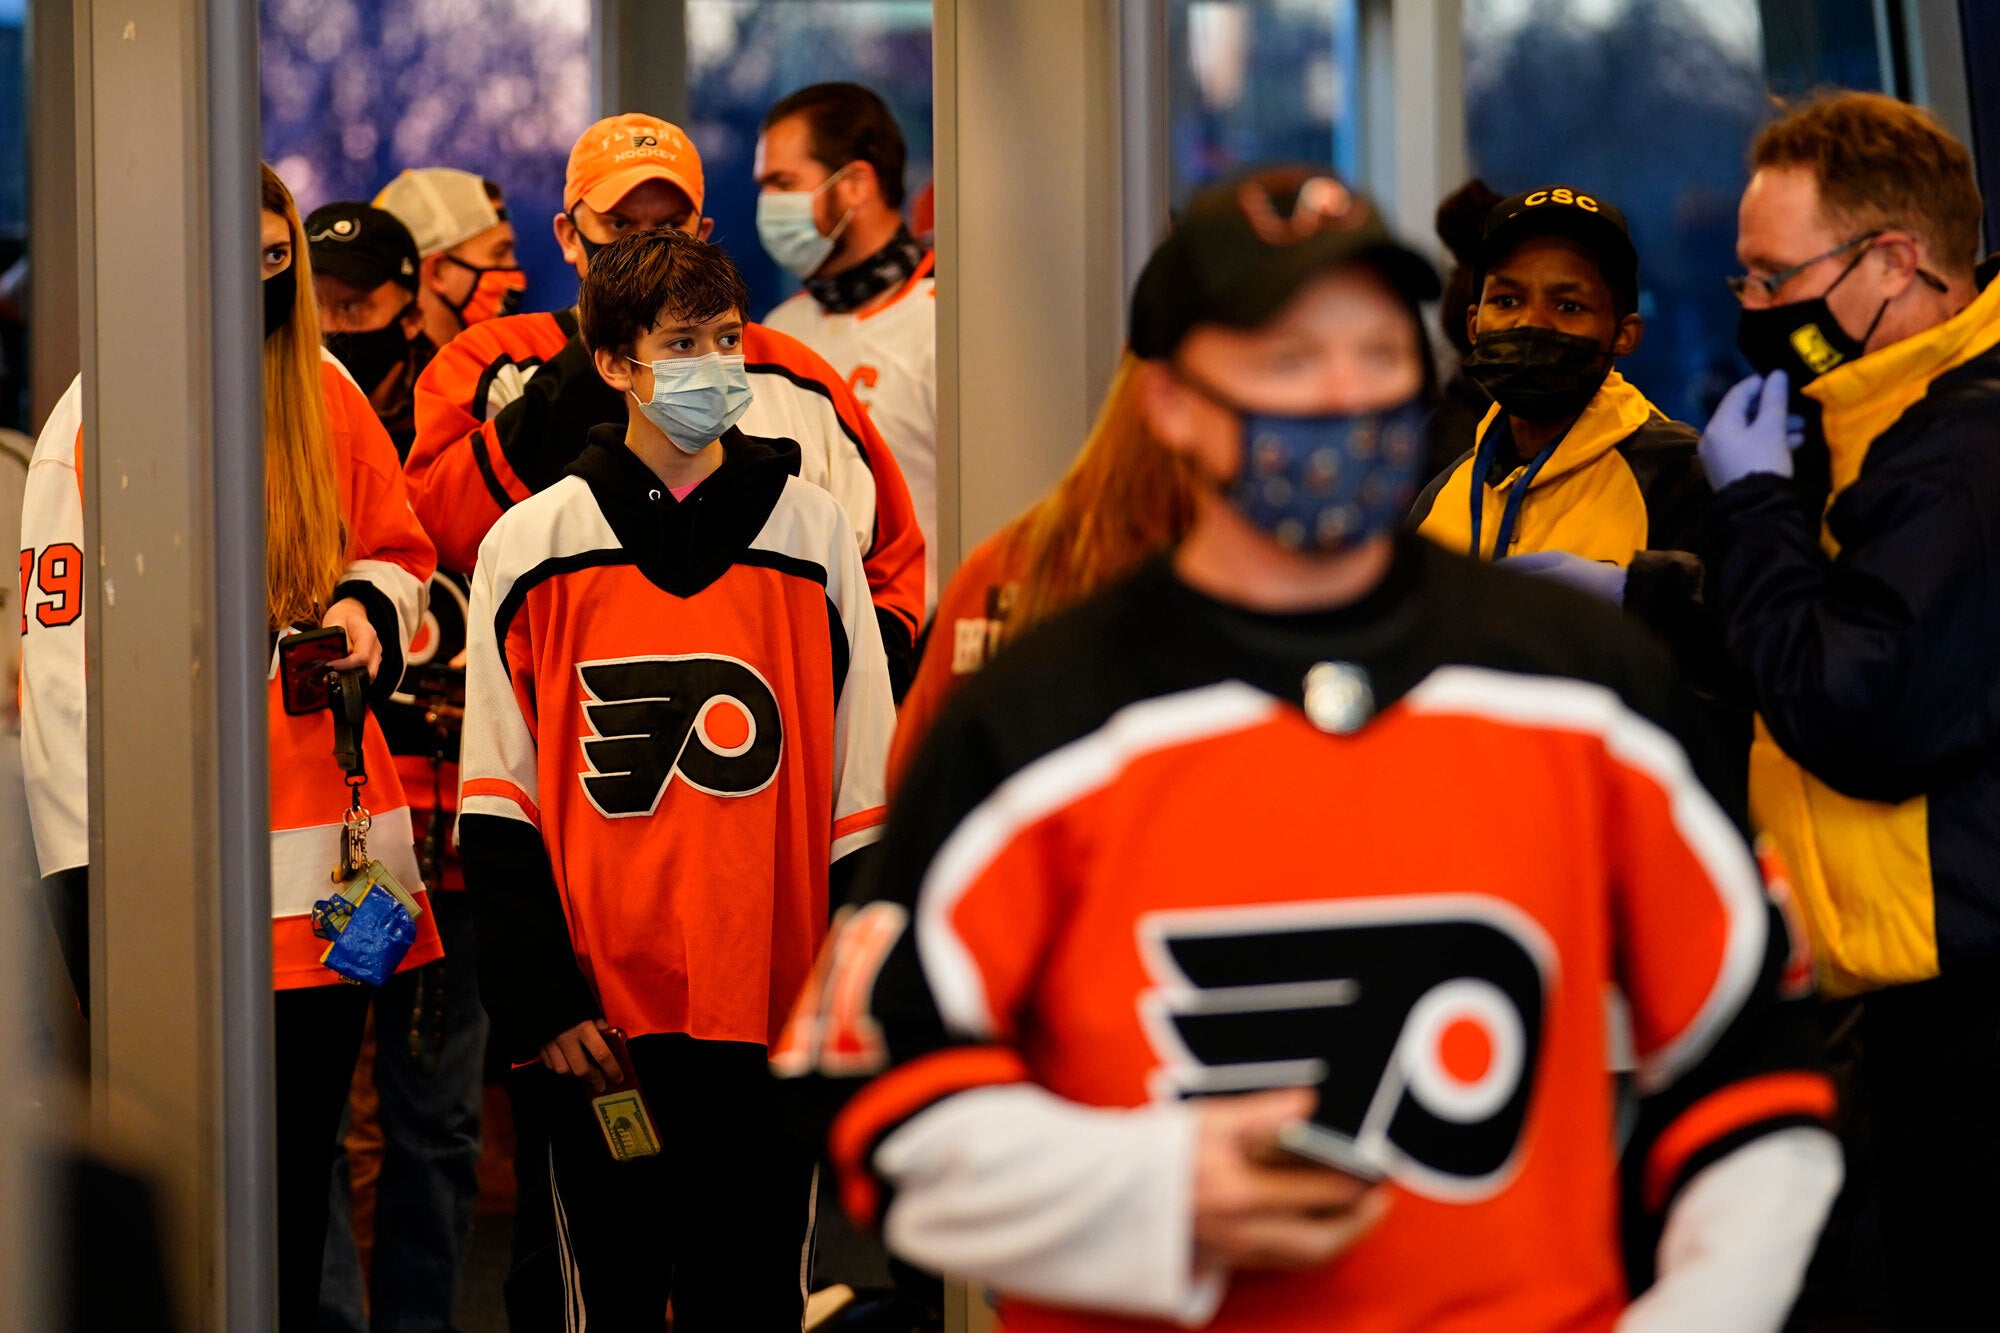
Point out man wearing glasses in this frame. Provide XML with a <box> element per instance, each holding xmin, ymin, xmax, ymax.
<box><xmin>1699</xmin><ymin>90</ymin><xmax>2000</xmax><ymax>1326</ymax></box>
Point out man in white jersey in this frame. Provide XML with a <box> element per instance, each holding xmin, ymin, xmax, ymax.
<box><xmin>756</xmin><ymin>82</ymin><xmax>939</xmax><ymax>613</ymax></box>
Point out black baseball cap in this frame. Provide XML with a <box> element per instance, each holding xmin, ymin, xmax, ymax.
<box><xmin>304</xmin><ymin>203</ymin><xmax>419</xmax><ymax>294</ymax></box>
<box><xmin>1129</xmin><ymin>166</ymin><xmax>1441</xmax><ymax>360</ymax></box>
<box><xmin>1473</xmin><ymin>186</ymin><xmax>1638</xmax><ymax>304</ymax></box>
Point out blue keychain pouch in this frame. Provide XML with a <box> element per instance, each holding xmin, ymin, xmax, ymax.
<box><xmin>312</xmin><ymin>864</ymin><xmax>420</xmax><ymax>987</ymax></box>
<box><xmin>312</xmin><ymin>860</ymin><xmax>423</xmax><ymax>988</ymax></box>
<box><xmin>310</xmin><ymin>667</ymin><xmax>423</xmax><ymax>987</ymax></box>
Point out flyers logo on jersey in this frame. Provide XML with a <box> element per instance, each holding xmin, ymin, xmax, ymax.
<box><xmin>391</xmin><ymin>571</ymin><xmax>469</xmax><ymax>706</ymax></box>
<box><xmin>577</xmin><ymin>654</ymin><xmax>783</xmax><ymax>817</ymax></box>
<box><xmin>1139</xmin><ymin>896</ymin><xmax>1552</xmax><ymax>1201</ymax></box>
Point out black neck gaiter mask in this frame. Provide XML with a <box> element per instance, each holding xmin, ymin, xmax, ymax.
<box><xmin>804</xmin><ymin>226</ymin><xmax>929</xmax><ymax>315</ymax></box>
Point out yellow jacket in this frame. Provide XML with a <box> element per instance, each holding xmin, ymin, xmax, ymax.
<box><xmin>1704</xmin><ymin>277</ymin><xmax>2000</xmax><ymax>995</ymax></box>
<box><xmin>1411</xmin><ymin>372</ymin><xmax>1705</xmax><ymax>565</ymax></box>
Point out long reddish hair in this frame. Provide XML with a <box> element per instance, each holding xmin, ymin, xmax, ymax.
<box><xmin>1009</xmin><ymin>352</ymin><xmax>1199</xmax><ymax>635</ymax></box>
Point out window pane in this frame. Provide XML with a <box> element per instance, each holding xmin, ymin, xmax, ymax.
<box><xmin>1169</xmin><ymin>0</ymin><xmax>1360</xmax><ymax>206</ymax></box>
<box><xmin>686</xmin><ymin>0</ymin><xmax>933</xmax><ymax>320</ymax></box>
<box><xmin>1</xmin><ymin>0</ymin><xmax>24</xmax><ymax>431</ymax></box>
<box><xmin>1759</xmin><ymin>0</ymin><xmax>1890</xmax><ymax>95</ymax></box>
<box><xmin>1462</xmin><ymin>0</ymin><xmax>1886</xmax><ymax>422</ymax></box>
<box><xmin>260</xmin><ymin>0</ymin><xmax>592</xmax><ymax>313</ymax></box>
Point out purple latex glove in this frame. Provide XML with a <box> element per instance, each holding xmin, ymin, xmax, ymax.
<box><xmin>1500</xmin><ymin>549</ymin><xmax>1628</xmax><ymax>604</ymax></box>
<box><xmin>1699</xmin><ymin>371</ymin><xmax>1807</xmax><ymax>490</ymax></box>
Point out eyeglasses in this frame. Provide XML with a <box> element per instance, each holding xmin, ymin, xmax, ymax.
<box><xmin>1726</xmin><ymin>233</ymin><xmax>1881</xmax><ymax>300</ymax></box>
<box><xmin>1727</xmin><ymin>231</ymin><xmax>1949</xmax><ymax>301</ymax></box>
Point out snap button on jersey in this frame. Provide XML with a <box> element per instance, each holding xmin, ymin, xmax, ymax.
<box><xmin>1303</xmin><ymin>660</ymin><xmax>1373</xmax><ymax>734</ymax></box>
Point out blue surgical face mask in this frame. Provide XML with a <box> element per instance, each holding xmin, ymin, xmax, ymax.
<box><xmin>755</xmin><ymin>164</ymin><xmax>855</xmax><ymax>279</ymax></box>
<box><xmin>1182</xmin><ymin>372</ymin><xmax>1429</xmax><ymax>552</ymax></box>
<box><xmin>626</xmin><ymin>352</ymin><xmax>753</xmax><ymax>455</ymax></box>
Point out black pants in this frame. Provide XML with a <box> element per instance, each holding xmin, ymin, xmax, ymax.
<box><xmin>538</xmin><ymin>1034</ymin><xmax>814</xmax><ymax>1332</ymax></box>
<box><xmin>1859</xmin><ymin>970</ymin><xmax>2000</xmax><ymax>1332</ymax></box>
<box><xmin>276</xmin><ymin>983</ymin><xmax>373</xmax><ymax>1333</ymax></box>
<box><xmin>505</xmin><ymin>1062</ymin><xmax>562</xmax><ymax>1331</ymax></box>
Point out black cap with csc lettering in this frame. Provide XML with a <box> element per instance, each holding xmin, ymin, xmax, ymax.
<box><xmin>1473</xmin><ymin>186</ymin><xmax>1638</xmax><ymax>302</ymax></box>
<box><xmin>1129</xmin><ymin>166</ymin><xmax>1441</xmax><ymax>360</ymax></box>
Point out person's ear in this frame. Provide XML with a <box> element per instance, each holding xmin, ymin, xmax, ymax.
<box><xmin>594</xmin><ymin>344</ymin><xmax>636</xmax><ymax>395</ymax></box>
<box><xmin>555</xmin><ymin>211</ymin><xmax>588</xmax><ymax>274</ymax></box>
<box><xmin>696</xmin><ymin>215</ymin><xmax>715</xmax><ymax>242</ymax></box>
<box><xmin>841</xmin><ymin>160</ymin><xmax>881</xmax><ymax>211</ymax></box>
<box><xmin>1873</xmin><ymin>234</ymin><xmax>1921</xmax><ymax>301</ymax></box>
<box><xmin>1137</xmin><ymin>361</ymin><xmax>1197</xmax><ymax>455</ymax></box>
<box><xmin>1611</xmin><ymin>311</ymin><xmax>1644</xmax><ymax>358</ymax></box>
<box><xmin>1464</xmin><ymin>303</ymin><xmax>1481</xmax><ymax>350</ymax></box>
<box><xmin>419</xmin><ymin>253</ymin><xmax>449</xmax><ymax>296</ymax></box>
<box><xmin>400</xmin><ymin>298</ymin><xmax>424</xmax><ymax>338</ymax></box>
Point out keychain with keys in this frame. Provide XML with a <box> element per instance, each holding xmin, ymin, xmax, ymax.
<box><xmin>310</xmin><ymin>665</ymin><xmax>424</xmax><ymax>986</ymax></box>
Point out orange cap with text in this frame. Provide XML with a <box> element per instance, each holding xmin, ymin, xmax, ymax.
<box><xmin>564</xmin><ymin>114</ymin><xmax>705</xmax><ymax>216</ymax></box>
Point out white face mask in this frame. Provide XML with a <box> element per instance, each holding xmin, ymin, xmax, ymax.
<box><xmin>755</xmin><ymin>163</ymin><xmax>855</xmax><ymax>279</ymax></box>
<box><xmin>626</xmin><ymin>352</ymin><xmax>753</xmax><ymax>455</ymax></box>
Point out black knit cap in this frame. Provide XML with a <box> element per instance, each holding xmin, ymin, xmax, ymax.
<box><xmin>304</xmin><ymin>202</ymin><xmax>420</xmax><ymax>294</ymax></box>
<box><xmin>1129</xmin><ymin>166</ymin><xmax>1441</xmax><ymax>359</ymax></box>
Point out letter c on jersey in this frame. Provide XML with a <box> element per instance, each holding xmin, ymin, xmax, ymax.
<box><xmin>1138</xmin><ymin>896</ymin><xmax>1552</xmax><ymax>1202</ymax></box>
<box><xmin>576</xmin><ymin>654</ymin><xmax>784</xmax><ymax>817</ymax></box>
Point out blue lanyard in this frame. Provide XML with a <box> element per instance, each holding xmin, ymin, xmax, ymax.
<box><xmin>1467</xmin><ymin>428</ymin><xmax>1561</xmax><ymax>560</ymax></box>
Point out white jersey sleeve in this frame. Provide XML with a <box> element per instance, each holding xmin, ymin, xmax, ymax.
<box><xmin>751</xmin><ymin>475</ymin><xmax>892</xmax><ymax>863</ymax></box>
<box><xmin>740</xmin><ymin>367</ymin><xmax>878</xmax><ymax>561</ymax></box>
<box><xmin>20</xmin><ymin>376</ymin><xmax>90</xmax><ymax>875</ymax></box>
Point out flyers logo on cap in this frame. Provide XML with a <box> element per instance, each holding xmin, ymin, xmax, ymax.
<box><xmin>1138</xmin><ymin>895</ymin><xmax>1551</xmax><ymax>1201</ymax></box>
<box><xmin>1240</xmin><ymin>176</ymin><xmax>1368</xmax><ymax>246</ymax></box>
<box><xmin>604</xmin><ymin>125</ymin><xmax>676</xmax><ymax>165</ymax></box>
<box><xmin>308</xmin><ymin>218</ymin><xmax>360</xmax><ymax>242</ymax></box>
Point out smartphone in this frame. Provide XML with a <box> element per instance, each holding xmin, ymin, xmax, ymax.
<box><xmin>589</xmin><ymin>1028</ymin><xmax>662</xmax><ymax>1162</ymax></box>
<box><xmin>279</xmin><ymin>626</ymin><xmax>348</xmax><ymax>716</ymax></box>
<box><xmin>1274</xmin><ymin>1117</ymin><xmax>1390</xmax><ymax>1183</ymax></box>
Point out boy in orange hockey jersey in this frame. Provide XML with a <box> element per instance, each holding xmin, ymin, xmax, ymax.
<box><xmin>405</xmin><ymin>113</ymin><xmax>924</xmax><ymax>692</ymax></box>
<box><xmin>457</xmin><ymin>228</ymin><xmax>894</xmax><ymax>1328</ymax></box>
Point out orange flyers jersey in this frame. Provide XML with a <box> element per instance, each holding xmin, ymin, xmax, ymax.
<box><xmin>887</xmin><ymin>521</ymin><xmax>1025</xmax><ymax>795</ymax></box>
<box><xmin>404</xmin><ymin>308</ymin><xmax>925</xmax><ymax>671</ymax></box>
<box><xmin>779</xmin><ymin>540</ymin><xmax>1833</xmax><ymax>1333</ymax></box>
<box><xmin>764</xmin><ymin>252</ymin><xmax>938</xmax><ymax>612</ymax></box>
<box><xmin>455</xmin><ymin>429</ymin><xmax>894</xmax><ymax>1057</ymax></box>
<box><xmin>21</xmin><ymin>361</ymin><xmax>444</xmax><ymax>989</ymax></box>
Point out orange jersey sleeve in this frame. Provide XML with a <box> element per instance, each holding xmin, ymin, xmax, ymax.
<box><xmin>888</xmin><ymin>524</ymin><xmax>1026</xmax><ymax>795</ymax></box>
<box><xmin>406</xmin><ymin>312</ymin><xmax>573</xmax><ymax>574</ymax></box>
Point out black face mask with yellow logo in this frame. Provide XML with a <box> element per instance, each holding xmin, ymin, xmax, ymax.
<box><xmin>1735</xmin><ymin>249</ymin><xmax>1886</xmax><ymax>388</ymax></box>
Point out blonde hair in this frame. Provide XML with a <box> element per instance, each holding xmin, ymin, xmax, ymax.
<box><xmin>1010</xmin><ymin>353</ymin><xmax>1199</xmax><ymax>635</ymax></box>
<box><xmin>260</xmin><ymin>164</ymin><xmax>348</xmax><ymax>629</ymax></box>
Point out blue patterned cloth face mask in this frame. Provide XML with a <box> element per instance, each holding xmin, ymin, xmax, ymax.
<box><xmin>627</xmin><ymin>352</ymin><xmax>754</xmax><ymax>455</ymax></box>
<box><xmin>1223</xmin><ymin>397</ymin><xmax>1430</xmax><ymax>552</ymax></box>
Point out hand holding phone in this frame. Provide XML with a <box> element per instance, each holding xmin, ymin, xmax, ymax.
<box><xmin>1192</xmin><ymin>1088</ymin><xmax>1390</xmax><ymax>1272</ymax></box>
<box><xmin>585</xmin><ymin>1027</ymin><xmax>663</xmax><ymax>1163</ymax></box>
<box><xmin>319</xmin><ymin>597</ymin><xmax>384</xmax><ymax>681</ymax></box>
<box><xmin>540</xmin><ymin>1017</ymin><xmax>623</xmax><ymax>1092</ymax></box>
<box><xmin>279</xmin><ymin>626</ymin><xmax>349</xmax><ymax>716</ymax></box>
